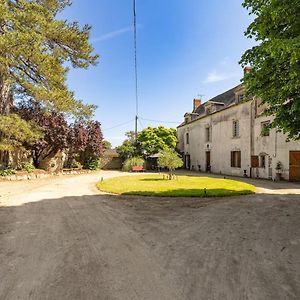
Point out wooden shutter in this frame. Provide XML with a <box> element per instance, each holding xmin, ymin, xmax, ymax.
<box><xmin>231</xmin><ymin>151</ymin><xmax>234</xmax><ymax>167</ymax></box>
<box><xmin>251</xmin><ymin>155</ymin><xmax>259</xmax><ymax>168</ymax></box>
<box><xmin>237</xmin><ymin>151</ymin><xmax>241</xmax><ymax>168</ymax></box>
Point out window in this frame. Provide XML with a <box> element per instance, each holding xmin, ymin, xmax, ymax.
<box><xmin>238</xmin><ymin>94</ymin><xmax>245</xmax><ymax>102</ymax></box>
<box><xmin>233</xmin><ymin>120</ymin><xmax>239</xmax><ymax>138</ymax></box>
<box><xmin>186</xmin><ymin>132</ymin><xmax>189</xmax><ymax>145</ymax></box>
<box><xmin>206</xmin><ymin>107</ymin><xmax>212</xmax><ymax>115</ymax></box>
<box><xmin>261</xmin><ymin>121</ymin><xmax>270</xmax><ymax>136</ymax></box>
<box><xmin>205</xmin><ymin>126</ymin><xmax>211</xmax><ymax>142</ymax></box>
<box><xmin>231</xmin><ymin>151</ymin><xmax>241</xmax><ymax>168</ymax></box>
<box><xmin>260</xmin><ymin>155</ymin><xmax>266</xmax><ymax>168</ymax></box>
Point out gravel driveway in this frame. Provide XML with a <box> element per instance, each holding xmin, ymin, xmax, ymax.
<box><xmin>0</xmin><ymin>172</ymin><xmax>299</xmax><ymax>299</ymax></box>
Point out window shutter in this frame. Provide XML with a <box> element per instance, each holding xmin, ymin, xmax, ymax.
<box><xmin>238</xmin><ymin>151</ymin><xmax>241</xmax><ymax>168</ymax></box>
<box><xmin>251</xmin><ymin>156</ymin><xmax>259</xmax><ymax>167</ymax></box>
<box><xmin>231</xmin><ymin>151</ymin><xmax>234</xmax><ymax>167</ymax></box>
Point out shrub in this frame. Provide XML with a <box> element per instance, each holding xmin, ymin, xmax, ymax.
<box><xmin>71</xmin><ymin>160</ymin><xmax>82</xmax><ymax>169</ymax></box>
<box><xmin>0</xmin><ymin>168</ymin><xmax>16</xmax><ymax>177</ymax></box>
<box><xmin>123</xmin><ymin>157</ymin><xmax>145</xmax><ymax>172</ymax></box>
<box><xmin>85</xmin><ymin>157</ymin><xmax>102</xmax><ymax>170</ymax></box>
<box><xmin>21</xmin><ymin>162</ymin><xmax>35</xmax><ymax>173</ymax></box>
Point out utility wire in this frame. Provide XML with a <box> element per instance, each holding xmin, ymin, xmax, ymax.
<box><xmin>139</xmin><ymin>117</ymin><xmax>181</xmax><ymax>124</ymax></box>
<box><xmin>103</xmin><ymin>119</ymin><xmax>134</xmax><ymax>131</ymax></box>
<box><xmin>138</xmin><ymin>118</ymin><xmax>145</xmax><ymax>130</ymax></box>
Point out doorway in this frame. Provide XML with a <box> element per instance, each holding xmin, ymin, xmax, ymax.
<box><xmin>185</xmin><ymin>154</ymin><xmax>191</xmax><ymax>170</ymax></box>
<box><xmin>206</xmin><ymin>151</ymin><xmax>211</xmax><ymax>172</ymax></box>
<box><xmin>289</xmin><ymin>151</ymin><xmax>300</xmax><ymax>181</ymax></box>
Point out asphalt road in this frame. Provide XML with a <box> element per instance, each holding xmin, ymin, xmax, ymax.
<box><xmin>0</xmin><ymin>172</ymin><xmax>299</xmax><ymax>300</ymax></box>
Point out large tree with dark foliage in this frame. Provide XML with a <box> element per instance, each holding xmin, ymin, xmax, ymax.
<box><xmin>240</xmin><ymin>0</ymin><xmax>300</xmax><ymax>140</ymax></box>
<box><xmin>68</xmin><ymin>120</ymin><xmax>103</xmax><ymax>168</ymax></box>
<box><xmin>16</xmin><ymin>100</ymin><xmax>70</xmax><ymax>167</ymax></box>
<box><xmin>16</xmin><ymin>100</ymin><xmax>103</xmax><ymax>168</ymax></box>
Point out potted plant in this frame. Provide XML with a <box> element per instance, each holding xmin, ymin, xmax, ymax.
<box><xmin>275</xmin><ymin>161</ymin><xmax>283</xmax><ymax>181</ymax></box>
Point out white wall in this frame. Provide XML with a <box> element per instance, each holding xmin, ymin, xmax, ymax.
<box><xmin>177</xmin><ymin>100</ymin><xmax>300</xmax><ymax>180</ymax></box>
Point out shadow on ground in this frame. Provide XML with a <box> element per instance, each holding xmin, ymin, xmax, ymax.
<box><xmin>0</xmin><ymin>192</ymin><xmax>300</xmax><ymax>299</ymax></box>
<box><xmin>121</xmin><ymin>188</ymin><xmax>254</xmax><ymax>197</ymax></box>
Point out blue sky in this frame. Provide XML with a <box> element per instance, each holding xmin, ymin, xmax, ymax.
<box><xmin>61</xmin><ymin>0</ymin><xmax>254</xmax><ymax>147</ymax></box>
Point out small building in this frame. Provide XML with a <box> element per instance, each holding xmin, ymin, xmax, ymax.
<box><xmin>177</xmin><ymin>71</ymin><xmax>300</xmax><ymax>181</ymax></box>
<box><xmin>102</xmin><ymin>149</ymin><xmax>122</xmax><ymax>170</ymax></box>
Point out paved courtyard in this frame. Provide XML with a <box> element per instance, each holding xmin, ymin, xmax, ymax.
<box><xmin>0</xmin><ymin>171</ymin><xmax>299</xmax><ymax>299</ymax></box>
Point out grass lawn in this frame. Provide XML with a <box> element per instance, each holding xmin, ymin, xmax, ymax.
<box><xmin>97</xmin><ymin>174</ymin><xmax>256</xmax><ymax>197</ymax></box>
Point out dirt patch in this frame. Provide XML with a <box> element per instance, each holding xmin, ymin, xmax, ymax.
<box><xmin>0</xmin><ymin>172</ymin><xmax>299</xmax><ymax>299</ymax></box>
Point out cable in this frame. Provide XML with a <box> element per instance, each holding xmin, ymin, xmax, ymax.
<box><xmin>103</xmin><ymin>119</ymin><xmax>134</xmax><ymax>131</ymax></box>
<box><xmin>139</xmin><ymin>117</ymin><xmax>181</xmax><ymax>124</ymax></box>
<box><xmin>138</xmin><ymin>118</ymin><xmax>145</xmax><ymax>130</ymax></box>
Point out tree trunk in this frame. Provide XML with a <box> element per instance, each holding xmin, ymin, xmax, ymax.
<box><xmin>0</xmin><ymin>19</ymin><xmax>14</xmax><ymax>167</ymax></box>
<box><xmin>0</xmin><ymin>79</ymin><xmax>13</xmax><ymax>168</ymax></box>
<box><xmin>0</xmin><ymin>79</ymin><xmax>13</xmax><ymax>115</ymax></box>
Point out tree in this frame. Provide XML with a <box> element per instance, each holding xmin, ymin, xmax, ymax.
<box><xmin>0</xmin><ymin>113</ymin><xmax>42</xmax><ymax>166</ymax></box>
<box><xmin>240</xmin><ymin>0</ymin><xmax>300</xmax><ymax>140</ymax></box>
<box><xmin>16</xmin><ymin>100</ymin><xmax>70</xmax><ymax>167</ymax></box>
<box><xmin>68</xmin><ymin>119</ymin><xmax>103</xmax><ymax>168</ymax></box>
<box><xmin>81</xmin><ymin>120</ymin><xmax>103</xmax><ymax>166</ymax></box>
<box><xmin>0</xmin><ymin>0</ymin><xmax>98</xmax><ymax>118</ymax></box>
<box><xmin>116</xmin><ymin>140</ymin><xmax>135</xmax><ymax>161</ymax></box>
<box><xmin>103</xmin><ymin>140</ymin><xmax>112</xmax><ymax>150</ymax></box>
<box><xmin>158</xmin><ymin>148</ymin><xmax>183</xmax><ymax>180</ymax></box>
<box><xmin>137</xmin><ymin>126</ymin><xmax>177</xmax><ymax>156</ymax></box>
<box><xmin>116</xmin><ymin>131</ymin><xmax>138</xmax><ymax>161</ymax></box>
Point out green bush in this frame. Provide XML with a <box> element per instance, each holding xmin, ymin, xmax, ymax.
<box><xmin>71</xmin><ymin>160</ymin><xmax>82</xmax><ymax>169</ymax></box>
<box><xmin>123</xmin><ymin>157</ymin><xmax>145</xmax><ymax>172</ymax></box>
<box><xmin>85</xmin><ymin>157</ymin><xmax>102</xmax><ymax>170</ymax></box>
<box><xmin>0</xmin><ymin>168</ymin><xmax>16</xmax><ymax>177</ymax></box>
<box><xmin>21</xmin><ymin>162</ymin><xmax>35</xmax><ymax>173</ymax></box>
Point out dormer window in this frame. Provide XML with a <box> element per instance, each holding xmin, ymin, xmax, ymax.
<box><xmin>184</xmin><ymin>114</ymin><xmax>191</xmax><ymax>124</ymax></box>
<box><xmin>238</xmin><ymin>94</ymin><xmax>245</xmax><ymax>102</ymax></box>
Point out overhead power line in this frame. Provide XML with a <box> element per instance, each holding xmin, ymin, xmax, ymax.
<box><xmin>139</xmin><ymin>117</ymin><xmax>181</xmax><ymax>124</ymax></box>
<box><xmin>103</xmin><ymin>119</ymin><xmax>134</xmax><ymax>131</ymax></box>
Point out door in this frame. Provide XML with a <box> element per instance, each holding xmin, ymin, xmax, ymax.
<box><xmin>206</xmin><ymin>151</ymin><xmax>211</xmax><ymax>172</ymax></box>
<box><xmin>289</xmin><ymin>151</ymin><xmax>300</xmax><ymax>181</ymax></box>
<box><xmin>185</xmin><ymin>154</ymin><xmax>191</xmax><ymax>170</ymax></box>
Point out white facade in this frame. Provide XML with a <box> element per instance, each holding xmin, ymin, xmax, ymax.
<box><xmin>177</xmin><ymin>91</ymin><xmax>300</xmax><ymax>181</ymax></box>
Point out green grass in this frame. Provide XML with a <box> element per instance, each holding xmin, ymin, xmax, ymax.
<box><xmin>97</xmin><ymin>174</ymin><xmax>256</xmax><ymax>197</ymax></box>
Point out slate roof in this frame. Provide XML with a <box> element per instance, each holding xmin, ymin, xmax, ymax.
<box><xmin>194</xmin><ymin>84</ymin><xmax>241</xmax><ymax>115</ymax></box>
<box><xmin>178</xmin><ymin>84</ymin><xmax>243</xmax><ymax>128</ymax></box>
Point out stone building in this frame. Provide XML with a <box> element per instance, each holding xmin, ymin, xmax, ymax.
<box><xmin>177</xmin><ymin>75</ymin><xmax>300</xmax><ymax>181</ymax></box>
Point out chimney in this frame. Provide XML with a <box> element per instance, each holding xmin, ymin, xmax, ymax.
<box><xmin>244</xmin><ymin>66</ymin><xmax>252</xmax><ymax>76</ymax></box>
<box><xmin>193</xmin><ymin>98</ymin><xmax>201</xmax><ymax>111</ymax></box>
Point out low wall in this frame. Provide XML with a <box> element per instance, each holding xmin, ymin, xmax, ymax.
<box><xmin>0</xmin><ymin>169</ymin><xmax>93</xmax><ymax>181</ymax></box>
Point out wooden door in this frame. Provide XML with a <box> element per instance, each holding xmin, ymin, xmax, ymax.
<box><xmin>289</xmin><ymin>151</ymin><xmax>300</xmax><ymax>181</ymax></box>
<box><xmin>206</xmin><ymin>151</ymin><xmax>211</xmax><ymax>172</ymax></box>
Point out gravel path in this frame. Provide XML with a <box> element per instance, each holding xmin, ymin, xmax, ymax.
<box><xmin>0</xmin><ymin>171</ymin><xmax>299</xmax><ymax>299</ymax></box>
